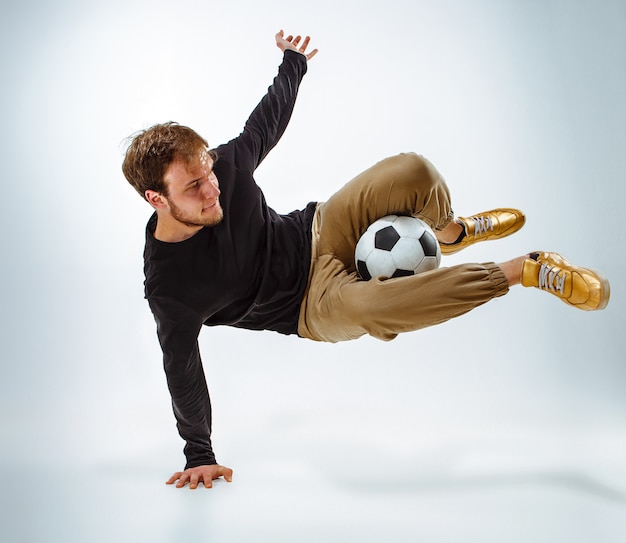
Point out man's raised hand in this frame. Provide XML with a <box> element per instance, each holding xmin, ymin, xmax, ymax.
<box><xmin>275</xmin><ymin>30</ymin><xmax>318</xmax><ymax>61</ymax></box>
<box><xmin>166</xmin><ymin>464</ymin><xmax>233</xmax><ymax>489</ymax></box>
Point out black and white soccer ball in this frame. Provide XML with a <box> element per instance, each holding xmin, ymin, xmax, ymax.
<box><xmin>355</xmin><ymin>215</ymin><xmax>441</xmax><ymax>280</ymax></box>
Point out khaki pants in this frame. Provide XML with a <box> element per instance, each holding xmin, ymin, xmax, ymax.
<box><xmin>297</xmin><ymin>153</ymin><xmax>509</xmax><ymax>342</ymax></box>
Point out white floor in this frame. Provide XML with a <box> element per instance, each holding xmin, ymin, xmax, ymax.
<box><xmin>4</xmin><ymin>326</ymin><xmax>626</xmax><ymax>543</ymax></box>
<box><xmin>6</xmin><ymin>459</ymin><xmax>626</xmax><ymax>543</ymax></box>
<box><xmin>5</xmin><ymin>421</ymin><xmax>626</xmax><ymax>542</ymax></box>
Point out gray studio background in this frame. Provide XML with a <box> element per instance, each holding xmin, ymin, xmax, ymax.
<box><xmin>1</xmin><ymin>0</ymin><xmax>625</xmax><ymax>542</ymax></box>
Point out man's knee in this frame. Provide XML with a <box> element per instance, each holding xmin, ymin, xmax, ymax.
<box><xmin>394</xmin><ymin>153</ymin><xmax>444</xmax><ymax>192</ymax></box>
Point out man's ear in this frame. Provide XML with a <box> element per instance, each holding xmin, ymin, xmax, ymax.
<box><xmin>145</xmin><ymin>190</ymin><xmax>168</xmax><ymax>210</ymax></box>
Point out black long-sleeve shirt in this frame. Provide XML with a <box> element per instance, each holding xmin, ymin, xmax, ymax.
<box><xmin>143</xmin><ymin>50</ymin><xmax>316</xmax><ymax>468</ymax></box>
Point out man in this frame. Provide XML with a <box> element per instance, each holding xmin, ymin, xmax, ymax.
<box><xmin>122</xmin><ymin>31</ymin><xmax>610</xmax><ymax>489</ymax></box>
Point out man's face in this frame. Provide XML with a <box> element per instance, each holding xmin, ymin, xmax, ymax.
<box><xmin>162</xmin><ymin>149</ymin><xmax>223</xmax><ymax>228</ymax></box>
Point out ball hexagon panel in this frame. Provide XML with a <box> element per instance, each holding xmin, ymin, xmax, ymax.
<box><xmin>390</xmin><ymin>237</ymin><xmax>425</xmax><ymax>271</ymax></box>
<box><xmin>365</xmin><ymin>248</ymin><xmax>398</xmax><ymax>278</ymax></box>
<box><xmin>392</xmin><ymin>215</ymin><xmax>426</xmax><ymax>239</ymax></box>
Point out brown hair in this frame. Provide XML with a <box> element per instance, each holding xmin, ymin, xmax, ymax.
<box><xmin>122</xmin><ymin>122</ymin><xmax>212</xmax><ymax>199</ymax></box>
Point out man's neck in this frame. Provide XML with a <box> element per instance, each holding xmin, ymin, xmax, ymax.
<box><xmin>153</xmin><ymin>214</ymin><xmax>203</xmax><ymax>243</ymax></box>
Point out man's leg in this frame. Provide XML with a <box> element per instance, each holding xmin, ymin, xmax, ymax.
<box><xmin>298</xmin><ymin>153</ymin><xmax>510</xmax><ymax>342</ymax></box>
<box><xmin>299</xmin><ymin>249</ymin><xmax>610</xmax><ymax>343</ymax></box>
<box><xmin>310</xmin><ymin>152</ymin><xmax>525</xmax><ymax>265</ymax></box>
<box><xmin>299</xmin><ymin>254</ymin><xmax>509</xmax><ymax>342</ymax></box>
<box><xmin>297</xmin><ymin>153</ymin><xmax>609</xmax><ymax>342</ymax></box>
<box><xmin>313</xmin><ymin>153</ymin><xmax>454</xmax><ymax>268</ymax></box>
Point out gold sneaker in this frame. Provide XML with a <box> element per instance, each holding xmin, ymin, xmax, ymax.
<box><xmin>521</xmin><ymin>252</ymin><xmax>610</xmax><ymax>311</ymax></box>
<box><xmin>440</xmin><ymin>208</ymin><xmax>526</xmax><ymax>255</ymax></box>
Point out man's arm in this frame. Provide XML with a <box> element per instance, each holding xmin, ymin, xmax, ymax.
<box><xmin>150</xmin><ymin>297</ymin><xmax>232</xmax><ymax>488</ymax></box>
<box><xmin>155</xmin><ymin>31</ymin><xmax>318</xmax><ymax>489</ymax></box>
<box><xmin>232</xmin><ymin>30</ymin><xmax>318</xmax><ymax>169</ymax></box>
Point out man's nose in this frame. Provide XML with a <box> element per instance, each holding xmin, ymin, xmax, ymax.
<box><xmin>202</xmin><ymin>176</ymin><xmax>220</xmax><ymax>198</ymax></box>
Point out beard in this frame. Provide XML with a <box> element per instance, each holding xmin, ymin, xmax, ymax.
<box><xmin>167</xmin><ymin>198</ymin><xmax>224</xmax><ymax>228</ymax></box>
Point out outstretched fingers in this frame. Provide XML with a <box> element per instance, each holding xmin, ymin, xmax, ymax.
<box><xmin>166</xmin><ymin>464</ymin><xmax>234</xmax><ymax>490</ymax></box>
<box><xmin>275</xmin><ymin>30</ymin><xmax>318</xmax><ymax>60</ymax></box>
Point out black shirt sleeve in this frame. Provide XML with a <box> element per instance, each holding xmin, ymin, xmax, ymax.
<box><xmin>150</xmin><ymin>296</ymin><xmax>217</xmax><ymax>469</ymax></box>
<box><xmin>224</xmin><ymin>49</ymin><xmax>308</xmax><ymax>169</ymax></box>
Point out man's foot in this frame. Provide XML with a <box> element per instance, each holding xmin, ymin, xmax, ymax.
<box><xmin>521</xmin><ymin>252</ymin><xmax>610</xmax><ymax>311</ymax></box>
<box><xmin>439</xmin><ymin>208</ymin><xmax>526</xmax><ymax>255</ymax></box>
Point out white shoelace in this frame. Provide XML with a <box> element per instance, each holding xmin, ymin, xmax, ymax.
<box><xmin>472</xmin><ymin>216</ymin><xmax>494</xmax><ymax>237</ymax></box>
<box><xmin>538</xmin><ymin>263</ymin><xmax>566</xmax><ymax>295</ymax></box>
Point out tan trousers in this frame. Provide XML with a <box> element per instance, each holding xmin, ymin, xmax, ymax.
<box><xmin>297</xmin><ymin>153</ymin><xmax>509</xmax><ymax>342</ymax></box>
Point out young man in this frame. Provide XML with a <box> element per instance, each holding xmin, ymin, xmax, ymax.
<box><xmin>122</xmin><ymin>31</ymin><xmax>610</xmax><ymax>489</ymax></box>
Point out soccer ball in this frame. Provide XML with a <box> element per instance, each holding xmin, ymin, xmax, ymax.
<box><xmin>355</xmin><ymin>215</ymin><xmax>441</xmax><ymax>280</ymax></box>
